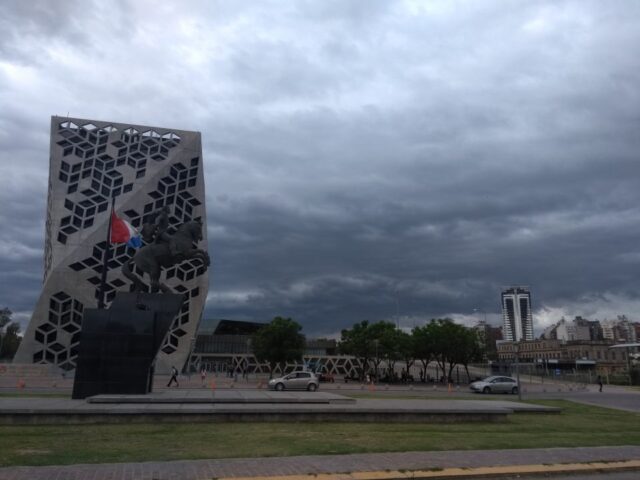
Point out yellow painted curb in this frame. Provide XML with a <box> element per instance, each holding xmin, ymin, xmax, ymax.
<box><xmin>219</xmin><ymin>459</ymin><xmax>640</xmax><ymax>480</ymax></box>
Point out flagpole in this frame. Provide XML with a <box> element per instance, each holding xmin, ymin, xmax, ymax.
<box><xmin>98</xmin><ymin>197</ymin><xmax>116</xmax><ymax>309</ymax></box>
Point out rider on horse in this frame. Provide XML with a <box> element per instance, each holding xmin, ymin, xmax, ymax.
<box><xmin>142</xmin><ymin>206</ymin><xmax>172</xmax><ymax>246</ymax></box>
<box><xmin>123</xmin><ymin>209</ymin><xmax>210</xmax><ymax>293</ymax></box>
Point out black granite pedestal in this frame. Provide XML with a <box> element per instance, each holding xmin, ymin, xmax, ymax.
<box><xmin>72</xmin><ymin>293</ymin><xmax>184</xmax><ymax>399</ymax></box>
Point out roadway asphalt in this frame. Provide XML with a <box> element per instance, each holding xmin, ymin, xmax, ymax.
<box><xmin>525</xmin><ymin>390</ymin><xmax>640</xmax><ymax>412</ymax></box>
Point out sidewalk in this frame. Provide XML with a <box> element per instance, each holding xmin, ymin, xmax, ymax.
<box><xmin>1</xmin><ymin>446</ymin><xmax>639</xmax><ymax>480</ymax></box>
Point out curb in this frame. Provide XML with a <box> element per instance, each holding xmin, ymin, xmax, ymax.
<box><xmin>219</xmin><ymin>459</ymin><xmax>640</xmax><ymax>480</ymax></box>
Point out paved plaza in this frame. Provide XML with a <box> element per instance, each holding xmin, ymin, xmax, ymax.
<box><xmin>0</xmin><ymin>389</ymin><xmax>558</xmax><ymax>426</ymax></box>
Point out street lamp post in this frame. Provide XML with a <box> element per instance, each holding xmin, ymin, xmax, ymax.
<box><xmin>514</xmin><ymin>342</ymin><xmax>522</xmax><ymax>401</ymax></box>
<box><xmin>373</xmin><ymin>339</ymin><xmax>379</xmax><ymax>382</ymax></box>
<box><xmin>395</xmin><ymin>290</ymin><xmax>400</xmax><ymax>330</ymax></box>
<box><xmin>473</xmin><ymin>308</ymin><xmax>489</xmax><ymax>368</ymax></box>
<box><xmin>629</xmin><ymin>347</ymin><xmax>633</xmax><ymax>386</ymax></box>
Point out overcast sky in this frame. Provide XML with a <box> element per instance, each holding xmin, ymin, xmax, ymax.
<box><xmin>1</xmin><ymin>0</ymin><xmax>640</xmax><ymax>337</ymax></box>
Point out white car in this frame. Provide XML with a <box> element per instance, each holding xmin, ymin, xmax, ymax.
<box><xmin>470</xmin><ymin>376</ymin><xmax>519</xmax><ymax>394</ymax></box>
<box><xmin>268</xmin><ymin>371</ymin><xmax>319</xmax><ymax>391</ymax></box>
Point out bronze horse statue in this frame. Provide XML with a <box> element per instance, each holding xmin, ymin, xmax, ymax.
<box><xmin>122</xmin><ymin>219</ymin><xmax>210</xmax><ymax>293</ymax></box>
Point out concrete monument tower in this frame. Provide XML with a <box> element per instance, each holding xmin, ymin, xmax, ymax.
<box><xmin>14</xmin><ymin>117</ymin><xmax>209</xmax><ymax>374</ymax></box>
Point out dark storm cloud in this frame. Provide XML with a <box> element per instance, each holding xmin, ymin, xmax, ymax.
<box><xmin>2</xmin><ymin>1</ymin><xmax>640</xmax><ymax>334</ymax></box>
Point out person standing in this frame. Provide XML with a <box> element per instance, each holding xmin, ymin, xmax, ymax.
<box><xmin>200</xmin><ymin>366</ymin><xmax>207</xmax><ymax>387</ymax></box>
<box><xmin>167</xmin><ymin>365</ymin><xmax>179</xmax><ymax>388</ymax></box>
<box><xmin>597</xmin><ymin>375</ymin><xmax>603</xmax><ymax>393</ymax></box>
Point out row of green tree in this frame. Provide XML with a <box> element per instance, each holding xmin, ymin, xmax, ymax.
<box><xmin>339</xmin><ymin>319</ymin><xmax>482</xmax><ymax>381</ymax></box>
<box><xmin>251</xmin><ymin>316</ymin><xmax>483</xmax><ymax>381</ymax></box>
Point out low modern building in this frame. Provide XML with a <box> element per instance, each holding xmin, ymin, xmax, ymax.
<box><xmin>189</xmin><ymin>319</ymin><xmax>357</xmax><ymax>377</ymax></box>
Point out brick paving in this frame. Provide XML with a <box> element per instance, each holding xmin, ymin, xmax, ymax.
<box><xmin>1</xmin><ymin>446</ymin><xmax>639</xmax><ymax>480</ymax></box>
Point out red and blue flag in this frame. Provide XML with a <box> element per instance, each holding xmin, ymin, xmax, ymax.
<box><xmin>110</xmin><ymin>212</ymin><xmax>142</xmax><ymax>248</ymax></box>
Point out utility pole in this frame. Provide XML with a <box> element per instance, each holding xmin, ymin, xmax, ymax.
<box><xmin>395</xmin><ymin>290</ymin><xmax>400</xmax><ymax>330</ymax></box>
<box><xmin>515</xmin><ymin>342</ymin><xmax>522</xmax><ymax>401</ymax></box>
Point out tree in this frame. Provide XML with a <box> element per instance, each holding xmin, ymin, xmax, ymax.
<box><xmin>396</xmin><ymin>330</ymin><xmax>416</xmax><ymax>380</ymax></box>
<box><xmin>451</xmin><ymin>328</ymin><xmax>483</xmax><ymax>382</ymax></box>
<box><xmin>339</xmin><ymin>321</ymin><xmax>374</xmax><ymax>380</ymax></box>
<box><xmin>429</xmin><ymin>318</ymin><xmax>482</xmax><ymax>383</ymax></box>
<box><xmin>0</xmin><ymin>308</ymin><xmax>10</xmax><ymax>330</ymax></box>
<box><xmin>430</xmin><ymin>318</ymin><xmax>465</xmax><ymax>382</ymax></box>
<box><xmin>251</xmin><ymin>317</ymin><xmax>305</xmax><ymax>378</ymax></box>
<box><xmin>340</xmin><ymin>320</ymin><xmax>407</xmax><ymax>381</ymax></box>
<box><xmin>0</xmin><ymin>308</ymin><xmax>21</xmax><ymax>360</ymax></box>
<box><xmin>413</xmin><ymin>324</ymin><xmax>435</xmax><ymax>380</ymax></box>
<box><xmin>370</xmin><ymin>321</ymin><xmax>401</xmax><ymax>379</ymax></box>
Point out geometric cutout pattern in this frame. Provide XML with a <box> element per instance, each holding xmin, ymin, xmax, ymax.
<box><xmin>162</xmin><ymin>285</ymin><xmax>201</xmax><ymax>355</ymax></box>
<box><xmin>190</xmin><ymin>353</ymin><xmax>364</xmax><ymax>379</ymax></box>
<box><xmin>55</xmin><ymin>121</ymin><xmax>182</xmax><ymax>245</ymax></box>
<box><xmin>32</xmin><ymin>291</ymin><xmax>83</xmax><ymax>371</ymax></box>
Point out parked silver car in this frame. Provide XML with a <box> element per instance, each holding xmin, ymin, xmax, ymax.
<box><xmin>268</xmin><ymin>371</ymin><xmax>319</xmax><ymax>391</ymax></box>
<box><xmin>470</xmin><ymin>375</ymin><xmax>519</xmax><ymax>394</ymax></box>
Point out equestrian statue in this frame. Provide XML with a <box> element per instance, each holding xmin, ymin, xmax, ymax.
<box><xmin>122</xmin><ymin>206</ymin><xmax>210</xmax><ymax>293</ymax></box>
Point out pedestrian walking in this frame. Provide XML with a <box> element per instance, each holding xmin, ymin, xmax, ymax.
<box><xmin>597</xmin><ymin>375</ymin><xmax>603</xmax><ymax>392</ymax></box>
<box><xmin>167</xmin><ymin>365</ymin><xmax>179</xmax><ymax>388</ymax></box>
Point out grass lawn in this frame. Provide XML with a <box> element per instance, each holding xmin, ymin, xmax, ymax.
<box><xmin>0</xmin><ymin>400</ymin><xmax>639</xmax><ymax>467</ymax></box>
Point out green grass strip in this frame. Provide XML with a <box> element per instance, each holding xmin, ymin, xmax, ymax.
<box><xmin>0</xmin><ymin>400</ymin><xmax>638</xmax><ymax>467</ymax></box>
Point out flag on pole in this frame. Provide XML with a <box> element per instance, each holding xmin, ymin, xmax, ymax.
<box><xmin>110</xmin><ymin>211</ymin><xmax>142</xmax><ymax>248</ymax></box>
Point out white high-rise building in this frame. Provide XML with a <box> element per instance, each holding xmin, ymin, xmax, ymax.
<box><xmin>501</xmin><ymin>286</ymin><xmax>533</xmax><ymax>341</ymax></box>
